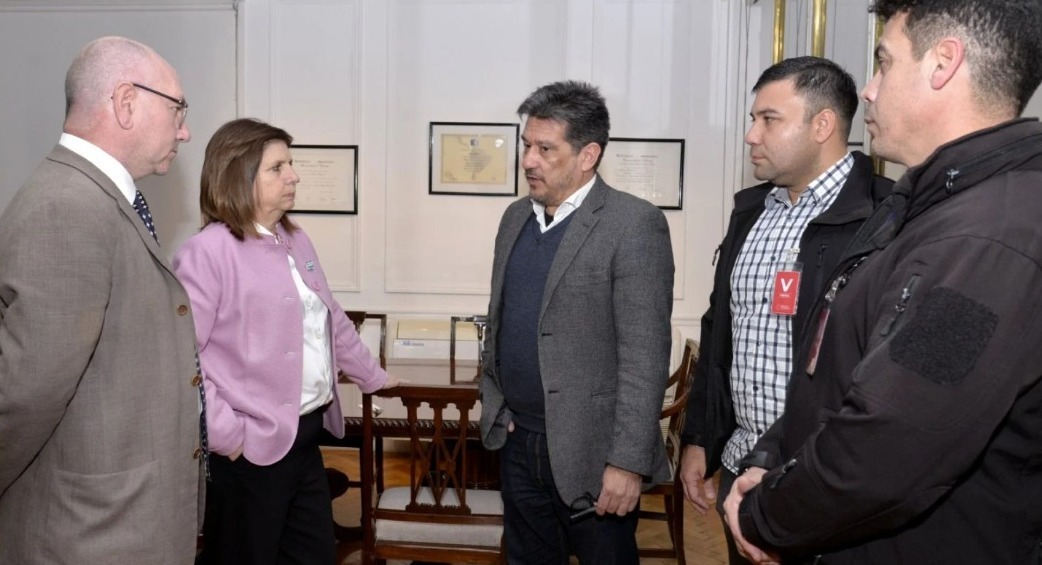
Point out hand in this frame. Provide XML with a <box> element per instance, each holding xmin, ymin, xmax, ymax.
<box><xmin>596</xmin><ymin>465</ymin><xmax>642</xmax><ymax>517</ymax></box>
<box><xmin>679</xmin><ymin>445</ymin><xmax>717</xmax><ymax>514</ymax></box>
<box><xmin>228</xmin><ymin>445</ymin><xmax>243</xmax><ymax>462</ymax></box>
<box><xmin>723</xmin><ymin>467</ymin><xmax>781</xmax><ymax>564</ymax></box>
<box><xmin>381</xmin><ymin>374</ymin><xmax>405</xmax><ymax>389</ymax></box>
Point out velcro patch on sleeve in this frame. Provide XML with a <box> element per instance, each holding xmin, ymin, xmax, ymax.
<box><xmin>889</xmin><ymin>286</ymin><xmax>998</xmax><ymax>385</ymax></box>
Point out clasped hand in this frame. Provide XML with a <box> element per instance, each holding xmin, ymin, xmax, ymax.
<box><xmin>723</xmin><ymin>467</ymin><xmax>782</xmax><ymax>564</ymax></box>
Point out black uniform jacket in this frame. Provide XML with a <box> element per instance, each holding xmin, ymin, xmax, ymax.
<box><xmin>740</xmin><ymin>119</ymin><xmax>1042</xmax><ymax>564</ymax></box>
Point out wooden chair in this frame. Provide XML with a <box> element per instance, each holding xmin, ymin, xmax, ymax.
<box><xmin>361</xmin><ymin>385</ymin><xmax>504</xmax><ymax>564</ymax></box>
<box><xmin>637</xmin><ymin>338</ymin><xmax>699</xmax><ymax>564</ymax></box>
<box><xmin>321</xmin><ymin>310</ymin><xmax>389</xmax><ymax>544</ymax></box>
<box><xmin>449</xmin><ymin>314</ymin><xmax>488</xmax><ymax>384</ymax></box>
<box><xmin>345</xmin><ymin>310</ymin><xmax>388</xmax><ymax>370</ymax></box>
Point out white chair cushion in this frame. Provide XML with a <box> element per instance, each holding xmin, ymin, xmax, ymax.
<box><xmin>375</xmin><ymin>486</ymin><xmax>503</xmax><ymax>547</ymax></box>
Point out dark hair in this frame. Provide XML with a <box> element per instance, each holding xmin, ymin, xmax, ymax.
<box><xmin>517</xmin><ymin>80</ymin><xmax>610</xmax><ymax>167</ymax></box>
<box><xmin>752</xmin><ymin>56</ymin><xmax>859</xmax><ymax>139</ymax></box>
<box><xmin>871</xmin><ymin>0</ymin><xmax>1042</xmax><ymax>115</ymax></box>
<box><xmin>199</xmin><ymin>118</ymin><xmax>297</xmax><ymax>240</ymax></box>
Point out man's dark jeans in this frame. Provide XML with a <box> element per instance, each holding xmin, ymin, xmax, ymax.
<box><xmin>499</xmin><ymin>426</ymin><xmax>639</xmax><ymax>565</ymax></box>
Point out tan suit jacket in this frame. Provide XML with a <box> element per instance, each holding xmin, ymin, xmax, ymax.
<box><xmin>0</xmin><ymin>146</ymin><xmax>202</xmax><ymax>564</ymax></box>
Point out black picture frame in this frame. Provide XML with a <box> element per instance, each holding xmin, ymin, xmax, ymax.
<box><xmin>429</xmin><ymin>122</ymin><xmax>519</xmax><ymax>196</ymax></box>
<box><xmin>598</xmin><ymin>137</ymin><xmax>685</xmax><ymax>210</ymax></box>
<box><xmin>290</xmin><ymin>145</ymin><xmax>359</xmax><ymax>214</ymax></box>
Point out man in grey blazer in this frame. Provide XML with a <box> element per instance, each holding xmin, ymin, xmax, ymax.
<box><xmin>480</xmin><ymin>80</ymin><xmax>675</xmax><ymax>564</ymax></box>
<box><xmin>0</xmin><ymin>37</ymin><xmax>202</xmax><ymax>563</ymax></box>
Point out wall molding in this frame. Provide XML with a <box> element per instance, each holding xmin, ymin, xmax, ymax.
<box><xmin>0</xmin><ymin>0</ymin><xmax>233</xmax><ymax>10</ymax></box>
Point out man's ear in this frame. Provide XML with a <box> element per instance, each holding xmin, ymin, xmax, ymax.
<box><xmin>579</xmin><ymin>142</ymin><xmax>601</xmax><ymax>172</ymax></box>
<box><xmin>929</xmin><ymin>37</ymin><xmax>965</xmax><ymax>90</ymax></box>
<box><xmin>111</xmin><ymin>82</ymin><xmax>136</xmax><ymax>130</ymax></box>
<box><xmin>812</xmin><ymin>108</ymin><xmax>839</xmax><ymax>144</ymax></box>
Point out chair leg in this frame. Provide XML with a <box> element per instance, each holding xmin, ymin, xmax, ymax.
<box><xmin>668</xmin><ymin>492</ymin><xmax>686</xmax><ymax>565</ymax></box>
<box><xmin>376</xmin><ymin>440</ymin><xmax>385</xmax><ymax>493</ymax></box>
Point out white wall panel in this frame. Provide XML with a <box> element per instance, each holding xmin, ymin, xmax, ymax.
<box><xmin>384</xmin><ymin>0</ymin><xmax>567</xmax><ymax>294</ymax></box>
<box><xmin>267</xmin><ymin>0</ymin><xmax>363</xmax><ymax>291</ymax></box>
<box><xmin>271</xmin><ymin>0</ymin><xmax>360</xmax><ymax>142</ymax></box>
<box><xmin>591</xmin><ymin>0</ymin><xmax>690</xmax><ymax>301</ymax></box>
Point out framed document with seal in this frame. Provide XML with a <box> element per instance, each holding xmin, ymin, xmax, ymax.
<box><xmin>598</xmin><ymin>138</ymin><xmax>685</xmax><ymax>210</ymax></box>
<box><xmin>290</xmin><ymin>145</ymin><xmax>358</xmax><ymax>214</ymax></box>
<box><xmin>429</xmin><ymin>122</ymin><xmax>519</xmax><ymax>196</ymax></box>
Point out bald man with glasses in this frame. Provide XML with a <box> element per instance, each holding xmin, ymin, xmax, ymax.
<box><xmin>0</xmin><ymin>36</ymin><xmax>202</xmax><ymax>563</ymax></box>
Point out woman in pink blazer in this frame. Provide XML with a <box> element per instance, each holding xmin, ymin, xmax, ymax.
<box><xmin>173</xmin><ymin>118</ymin><xmax>397</xmax><ymax>564</ymax></box>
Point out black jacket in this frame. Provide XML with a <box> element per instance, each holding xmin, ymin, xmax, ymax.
<box><xmin>740</xmin><ymin>119</ymin><xmax>1042</xmax><ymax>563</ymax></box>
<box><xmin>682</xmin><ymin>151</ymin><xmax>892</xmax><ymax>476</ymax></box>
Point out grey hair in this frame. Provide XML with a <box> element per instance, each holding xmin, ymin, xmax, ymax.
<box><xmin>517</xmin><ymin>80</ymin><xmax>610</xmax><ymax>166</ymax></box>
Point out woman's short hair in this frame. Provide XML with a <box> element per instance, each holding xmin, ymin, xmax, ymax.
<box><xmin>199</xmin><ymin>117</ymin><xmax>297</xmax><ymax>240</ymax></box>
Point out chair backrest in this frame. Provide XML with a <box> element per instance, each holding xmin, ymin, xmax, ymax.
<box><xmin>345</xmin><ymin>310</ymin><xmax>388</xmax><ymax>369</ymax></box>
<box><xmin>360</xmin><ymin>384</ymin><xmax>503</xmax><ymax>563</ymax></box>
<box><xmin>449</xmin><ymin>315</ymin><xmax>488</xmax><ymax>384</ymax></box>
<box><xmin>634</xmin><ymin>338</ymin><xmax>699</xmax><ymax>563</ymax></box>
<box><xmin>662</xmin><ymin>338</ymin><xmax>699</xmax><ymax>463</ymax></box>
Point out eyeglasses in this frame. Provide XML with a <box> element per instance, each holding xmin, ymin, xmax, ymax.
<box><xmin>132</xmin><ymin>82</ymin><xmax>188</xmax><ymax>127</ymax></box>
<box><xmin>568</xmin><ymin>492</ymin><xmax>600</xmax><ymax>523</ymax></box>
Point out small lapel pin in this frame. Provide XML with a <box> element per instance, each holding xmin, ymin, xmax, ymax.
<box><xmin>305</xmin><ymin>260</ymin><xmax>315</xmax><ymax>271</ymax></box>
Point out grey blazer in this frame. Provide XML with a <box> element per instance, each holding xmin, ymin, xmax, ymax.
<box><xmin>479</xmin><ymin>177</ymin><xmax>674</xmax><ymax>505</ymax></box>
<box><xmin>0</xmin><ymin>146</ymin><xmax>202</xmax><ymax>564</ymax></box>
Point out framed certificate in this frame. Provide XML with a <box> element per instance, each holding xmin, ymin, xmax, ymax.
<box><xmin>429</xmin><ymin>122</ymin><xmax>519</xmax><ymax>196</ymax></box>
<box><xmin>290</xmin><ymin>145</ymin><xmax>358</xmax><ymax>214</ymax></box>
<box><xmin>598</xmin><ymin>138</ymin><xmax>685</xmax><ymax>210</ymax></box>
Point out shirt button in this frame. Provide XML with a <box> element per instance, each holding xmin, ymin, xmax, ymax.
<box><xmin>191</xmin><ymin>374</ymin><xmax>202</xmax><ymax>387</ymax></box>
<box><xmin>176</xmin><ymin>304</ymin><xmax>189</xmax><ymax>316</ymax></box>
<box><xmin>193</xmin><ymin>448</ymin><xmax>203</xmax><ymax>459</ymax></box>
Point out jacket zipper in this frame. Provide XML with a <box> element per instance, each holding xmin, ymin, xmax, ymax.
<box><xmin>823</xmin><ymin>256</ymin><xmax>867</xmax><ymax>308</ymax></box>
<box><xmin>880</xmin><ymin>274</ymin><xmax>921</xmax><ymax>337</ymax></box>
<box><xmin>814</xmin><ymin>244</ymin><xmax>828</xmax><ymax>295</ymax></box>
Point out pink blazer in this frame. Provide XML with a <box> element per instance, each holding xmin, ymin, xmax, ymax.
<box><xmin>173</xmin><ymin>222</ymin><xmax>387</xmax><ymax>465</ymax></box>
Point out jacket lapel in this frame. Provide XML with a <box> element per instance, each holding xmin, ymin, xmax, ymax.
<box><xmin>48</xmin><ymin>145</ymin><xmax>173</xmax><ymax>272</ymax></box>
<box><xmin>540</xmin><ymin>178</ymin><xmax>607</xmax><ymax>318</ymax></box>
